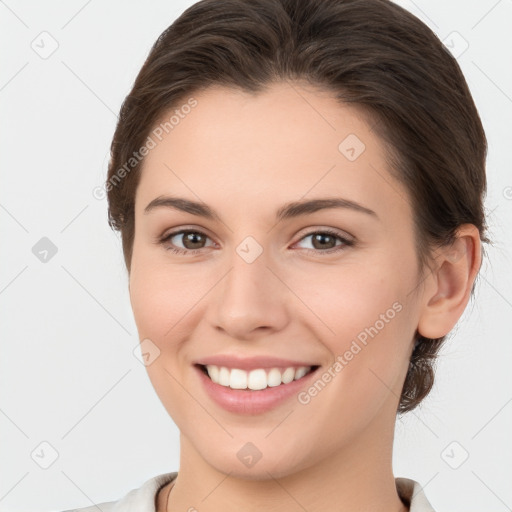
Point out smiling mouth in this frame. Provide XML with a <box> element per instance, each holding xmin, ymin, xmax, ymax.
<box><xmin>196</xmin><ymin>363</ymin><xmax>320</xmax><ymax>391</ymax></box>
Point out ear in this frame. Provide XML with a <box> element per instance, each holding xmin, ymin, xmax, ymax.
<box><xmin>417</xmin><ymin>224</ymin><xmax>482</xmax><ymax>339</ymax></box>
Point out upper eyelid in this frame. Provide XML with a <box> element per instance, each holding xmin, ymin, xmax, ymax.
<box><xmin>161</xmin><ymin>226</ymin><xmax>216</xmax><ymax>244</ymax></box>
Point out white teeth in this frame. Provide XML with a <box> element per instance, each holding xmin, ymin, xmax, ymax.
<box><xmin>204</xmin><ymin>365</ymin><xmax>313</xmax><ymax>390</ymax></box>
<box><xmin>294</xmin><ymin>367</ymin><xmax>308</xmax><ymax>380</ymax></box>
<box><xmin>207</xmin><ymin>365</ymin><xmax>219</xmax><ymax>384</ymax></box>
<box><xmin>248</xmin><ymin>369</ymin><xmax>267</xmax><ymax>390</ymax></box>
<box><xmin>230</xmin><ymin>368</ymin><xmax>247</xmax><ymax>389</ymax></box>
<box><xmin>281</xmin><ymin>367</ymin><xmax>295</xmax><ymax>384</ymax></box>
<box><xmin>218</xmin><ymin>366</ymin><xmax>230</xmax><ymax>386</ymax></box>
<box><xmin>267</xmin><ymin>368</ymin><xmax>282</xmax><ymax>387</ymax></box>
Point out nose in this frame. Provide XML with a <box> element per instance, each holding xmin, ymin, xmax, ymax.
<box><xmin>208</xmin><ymin>244</ymin><xmax>290</xmax><ymax>340</ymax></box>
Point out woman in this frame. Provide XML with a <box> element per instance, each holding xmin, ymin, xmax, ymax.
<box><xmin>66</xmin><ymin>0</ymin><xmax>488</xmax><ymax>510</ymax></box>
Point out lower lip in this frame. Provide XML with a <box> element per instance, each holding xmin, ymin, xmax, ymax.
<box><xmin>195</xmin><ymin>365</ymin><xmax>319</xmax><ymax>415</ymax></box>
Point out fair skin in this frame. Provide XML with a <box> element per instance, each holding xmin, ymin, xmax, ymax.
<box><xmin>127</xmin><ymin>81</ymin><xmax>481</xmax><ymax>512</ymax></box>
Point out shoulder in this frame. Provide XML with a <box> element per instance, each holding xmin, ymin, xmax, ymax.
<box><xmin>395</xmin><ymin>477</ymin><xmax>437</xmax><ymax>512</ymax></box>
<box><xmin>57</xmin><ymin>471</ymin><xmax>178</xmax><ymax>512</ymax></box>
<box><xmin>58</xmin><ymin>499</ymin><xmax>117</xmax><ymax>512</ymax></box>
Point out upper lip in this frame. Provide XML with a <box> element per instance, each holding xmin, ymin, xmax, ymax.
<box><xmin>194</xmin><ymin>354</ymin><xmax>319</xmax><ymax>371</ymax></box>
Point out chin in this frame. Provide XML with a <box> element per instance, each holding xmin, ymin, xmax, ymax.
<box><xmin>195</xmin><ymin>438</ymin><xmax>316</xmax><ymax>481</ymax></box>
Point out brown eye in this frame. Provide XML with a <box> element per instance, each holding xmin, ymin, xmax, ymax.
<box><xmin>294</xmin><ymin>229</ymin><xmax>354</xmax><ymax>255</ymax></box>
<box><xmin>310</xmin><ymin>233</ymin><xmax>338</xmax><ymax>250</ymax></box>
<box><xmin>178</xmin><ymin>231</ymin><xmax>208</xmax><ymax>249</ymax></box>
<box><xmin>160</xmin><ymin>230</ymin><xmax>215</xmax><ymax>254</ymax></box>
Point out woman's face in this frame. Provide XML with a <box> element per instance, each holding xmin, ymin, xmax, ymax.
<box><xmin>129</xmin><ymin>81</ymin><xmax>424</xmax><ymax>478</ymax></box>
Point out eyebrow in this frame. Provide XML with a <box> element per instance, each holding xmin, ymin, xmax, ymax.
<box><xmin>144</xmin><ymin>195</ymin><xmax>378</xmax><ymax>221</ymax></box>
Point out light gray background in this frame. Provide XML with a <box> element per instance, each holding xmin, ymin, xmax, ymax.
<box><xmin>1</xmin><ymin>1</ymin><xmax>511</xmax><ymax>511</ymax></box>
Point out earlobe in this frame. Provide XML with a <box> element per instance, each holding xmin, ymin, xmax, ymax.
<box><xmin>417</xmin><ymin>224</ymin><xmax>482</xmax><ymax>339</ymax></box>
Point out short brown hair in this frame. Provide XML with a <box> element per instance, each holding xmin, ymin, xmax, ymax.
<box><xmin>105</xmin><ymin>0</ymin><xmax>489</xmax><ymax>414</ymax></box>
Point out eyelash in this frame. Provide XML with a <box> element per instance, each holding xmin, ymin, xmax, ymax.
<box><xmin>158</xmin><ymin>228</ymin><xmax>354</xmax><ymax>256</ymax></box>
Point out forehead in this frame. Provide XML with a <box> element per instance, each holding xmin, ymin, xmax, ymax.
<box><xmin>134</xmin><ymin>81</ymin><xmax>411</xmax><ymax>224</ymax></box>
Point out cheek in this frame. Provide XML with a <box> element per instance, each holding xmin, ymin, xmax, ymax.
<box><xmin>289</xmin><ymin>258</ymin><xmax>406</xmax><ymax>338</ymax></box>
<box><xmin>129</xmin><ymin>257</ymin><xmax>198</xmax><ymax>425</ymax></box>
<box><xmin>288</xmin><ymin>258</ymin><xmax>415</xmax><ymax>405</ymax></box>
<box><xmin>129</xmin><ymin>246</ymin><xmax>204</xmax><ymax>339</ymax></box>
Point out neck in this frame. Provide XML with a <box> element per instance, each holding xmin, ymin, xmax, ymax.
<box><xmin>163</xmin><ymin>409</ymin><xmax>408</xmax><ymax>512</ymax></box>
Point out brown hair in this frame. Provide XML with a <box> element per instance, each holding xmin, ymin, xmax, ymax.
<box><xmin>105</xmin><ymin>0</ymin><xmax>489</xmax><ymax>414</ymax></box>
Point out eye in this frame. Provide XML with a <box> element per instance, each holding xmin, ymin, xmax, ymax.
<box><xmin>158</xmin><ymin>228</ymin><xmax>354</xmax><ymax>256</ymax></box>
<box><xmin>159</xmin><ymin>229</ymin><xmax>215</xmax><ymax>255</ymax></box>
<box><xmin>294</xmin><ymin>229</ymin><xmax>354</xmax><ymax>255</ymax></box>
